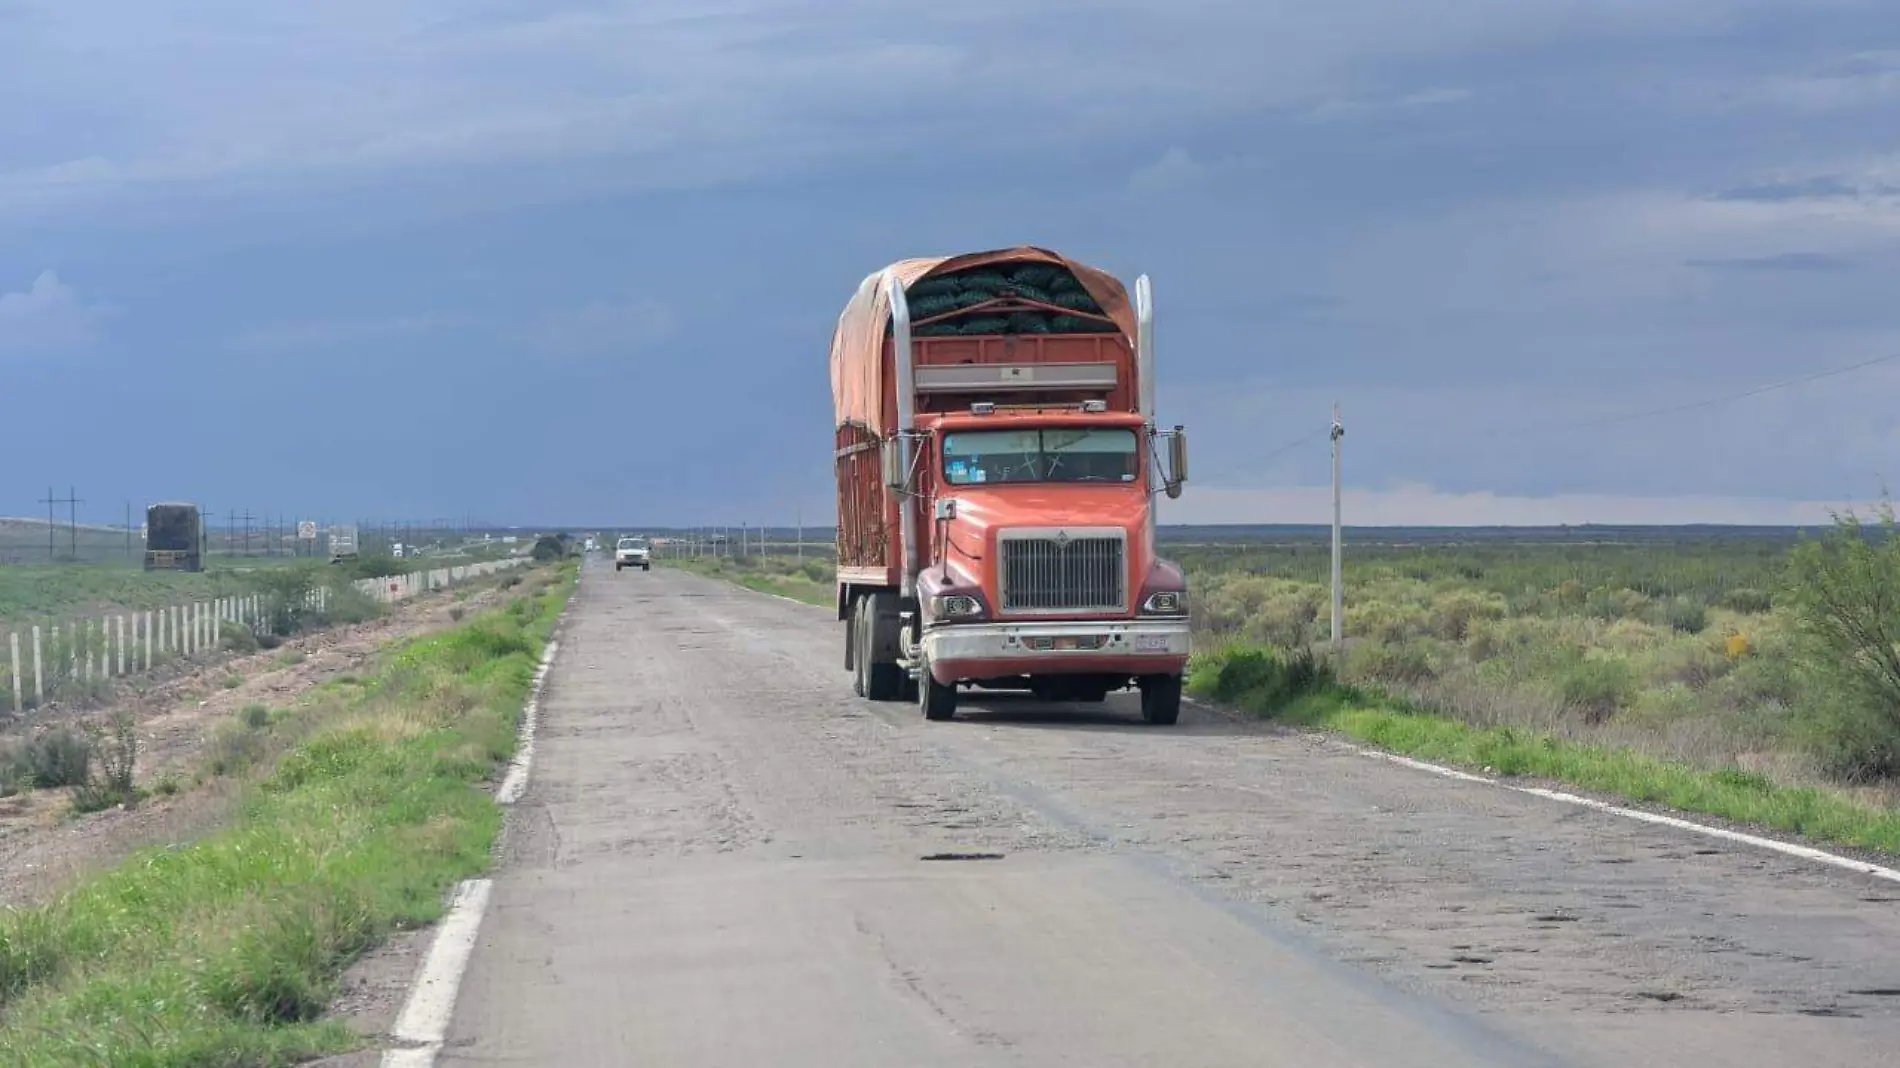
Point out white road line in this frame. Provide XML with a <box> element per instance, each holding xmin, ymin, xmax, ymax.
<box><xmin>1354</xmin><ymin>747</ymin><xmax>1900</xmax><ymax>885</ymax></box>
<box><xmin>379</xmin><ymin>629</ymin><xmax>564</xmax><ymax>1067</ymax></box>
<box><xmin>386</xmin><ymin>878</ymin><xmax>493</xmax><ymax>1055</ymax></box>
<box><xmin>1182</xmin><ymin>697</ymin><xmax>1900</xmax><ymax>885</ymax></box>
<box><xmin>496</xmin><ymin>640</ymin><xmax>558</xmax><ymax>806</ymax></box>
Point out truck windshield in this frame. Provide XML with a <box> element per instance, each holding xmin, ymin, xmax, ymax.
<box><xmin>941</xmin><ymin>428</ymin><xmax>1138</xmax><ymax>485</ymax></box>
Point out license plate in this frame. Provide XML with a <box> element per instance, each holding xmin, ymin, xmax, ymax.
<box><xmin>1136</xmin><ymin>634</ymin><xmax>1169</xmax><ymax>651</ymax></box>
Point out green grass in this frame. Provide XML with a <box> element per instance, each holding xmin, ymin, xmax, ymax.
<box><xmin>0</xmin><ymin>562</ymin><xmax>574</xmax><ymax>1064</ymax></box>
<box><xmin>1190</xmin><ymin>645</ymin><xmax>1900</xmax><ymax>857</ymax></box>
<box><xmin>665</xmin><ymin>553</ymin><xmax>834</xmax><ymax>608</ymax></box>
<box><xmin>0</xmin><ymin>560</ymin><xmax>314</xmax><ymax>629</ymax></box>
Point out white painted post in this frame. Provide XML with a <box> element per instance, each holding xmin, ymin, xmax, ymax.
<box><xmin>9</xmin><ymin>632</ymin><xmax>20</xmax><ymax>714</ymax></box>
<box><xmin>117</xmin><ymin>615</ymin><xmax>126</xmax><ymax>676</ymax></box>
<box><xmin>85</xmin><ymin>619</ymin><xmax>95</xmax><ymax>684</ymax></box>
<box><xmin>32</xmin><ymin>625</ymin><xmax>44</xmax><ymax>707</ymax></box>
<box><xmin>143</xmin><ymin>611</ymin><xmax>153</xmax><ymax>671</ymax></box>
<box><xmin>213</xmin><ymin>601</ymin><xmax>222</xmax><ymax>649</ymax></box>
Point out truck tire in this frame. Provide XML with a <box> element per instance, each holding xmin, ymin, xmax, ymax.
<box><xmin>1139</xmin><ymin>674</ymin><xmax>1182</xmax><ymax>725</ymax></box>
<box><xmin>850</xmin><ymin>600</ymin><xmax>869</xmax><ymax>698</ymax></box>
<box><xmin>642</xmin><ymin>563</ymin><xmax>650</xmax><ymax>571</ymax></box>
<box><xmin>919</xmin><ymin>658</ymin><xmax>958</xmax><ymax>722</ymax></box>
<box><xmin>861</xmin><ymin>592</ymin><xmax>907</xmax><ymax>702</ymax></box>
<box><xmin>615</xmin><ymin>563</ymin><xmax>623</xmax><ymax>572</ymax></box>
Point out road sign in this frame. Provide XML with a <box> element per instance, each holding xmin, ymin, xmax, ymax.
<box><xmin>297</xmin><ymin>521</ymin><xmax>317</xmax><ymax>541</ymax></box>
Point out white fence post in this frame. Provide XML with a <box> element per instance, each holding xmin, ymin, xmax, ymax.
<box><xmin>9</xmin><ymin>632</ymin><xmax>20</xmax><ymax>714</ymax></box>
<box><xmin>214</xmin><ymin>601</ymin><xmax>222</xmax><ymax>649</ymax></box>
<box><xmin>32</xmin><ymin>625</ymin><xmax>44</xmax><ymax>707</ymax></box>
<box><xmin>116</xmin><ymin>616</ymin><xmax>125</xmax><ymax>676</ymax></box>
<box><xmin>143</xmin><ymin>611</ymin><xmax>153</xmax><ymax>670</ymax></box>
<box><xmin>85</xmin><ymin>619</ymin><xmax>95</xmax><ymax>684</ymax></box>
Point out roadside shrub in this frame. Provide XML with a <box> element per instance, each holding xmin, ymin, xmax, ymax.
<box><xmin>23</xmin><ymin>727</ymin><xmax>92</xmax><ymax>789</ymax></box>
<box><xmin>221</xmin><ymin>621</ymin><xmax>260</xmax><ymax>654</ymax></box>
<box><xmin>1203</xmin><ymin>645</ymin><xmax>1338</xmax><ymax>712</ymax></box>
<box><xmin>1783</xmin><ymin>504</ymin><xmax>1900</xmax><ymax>779</ymax></box>
<box><xmin>1647</xmin><ymin>597</ymin><xmax>1709</xmax><ymax>635</ymax></box>
<box><xmin>1428</xmin><ymin>589</ymin><xmax>1507</xmax><ymax>641</ymax></box>
<box><xmin>1346</xmin><ymin>639</ymin><xmax>1438</xmax><ymax>685</ymax></box>
<box><xmin>316</xmin><ymin>584</ymin><xmax>381</xmax><ymax>626</ymax></box>
<box><xmin>1555</xmin><ymin>655</ymin><xmax>1637</xmax><ymax>723</ymax></box>
<box><xmin>71</xmin><ymin>710</ymin><xmax>139</xmax><ymax>814</ymax></box>
<box><xmin>1719</xmin><ymin>587</ymin><xmax>1775</xmax><ymax>614</ymax></box>
<box><xmin>242</xmin><ymin>703</ymin><xmax>272</xmax><ymax>728</ymax></box>
<box><xmin>0</xmin><ymin>743</ymin><xmax>29</xmax><ymax>798</ymax></box>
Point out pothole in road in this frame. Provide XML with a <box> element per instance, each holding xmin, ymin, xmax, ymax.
<box><xmin>1532</xmin><ymin>914</ymin><xmax>1581</xmax><ymax>924</ymax></box>
<box><xmin>921</xmin><ymin>852</ymin><xmax>1005</xmax><ymax>862</ymax></box>
<box><xmin>1634</xmin><ymin>991</ymin><xmax>1684</xmax><ymax>1004</ymax></box>
<box><xmin>1848</xmin><ymin>988</ymin><xmax>1900</xmax><ymax>997</ymax></box>
<box><xmin>1450</xmin><ymin>954</ymin><xmax>1494</xmax><ymax>965</ymax></box>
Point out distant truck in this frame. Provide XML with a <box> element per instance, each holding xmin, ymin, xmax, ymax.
<box><xmin>615</xmin><ymin>536</ymin><xmax>651</xmax><ymax>572</ymax></box>
<box><xmin>831</xmin><ymin>246</ymin><xmax>1191</xmax><ymax>723</ymax></box>
<box><xmin>143</xmin><ymin>502</ymin><xmax>205</xmax><ymax>572</ymax></box>
<box><xmin>328</xmin><ymin>523</ymin><xmax>360</xmax><ymax>563</ymax></box>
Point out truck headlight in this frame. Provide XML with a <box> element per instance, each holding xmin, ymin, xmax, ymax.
<box><xmin>1140</xmin><ymin>590</ymin><xmax>1186</xmax><ymax>615</ymax></box>
<box><xmin>933</xmin><ymin>594</ymin><xmax>985</xmax><ymax>619</ymax></box>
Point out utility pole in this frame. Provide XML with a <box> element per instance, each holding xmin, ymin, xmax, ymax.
<box><xmin>1330</xmin><ymin>402</ymin><xmax>1345</xmax><ymax>654</ymax></box>
<box><xmin>40</xmin><ymin>487</ymin><xmax>82</xmax><ymax>562</ymax></box>
<box><xmin>125</xmin><ymin>501</ymin><xmax>132</xmax><ymax>561</ymax></box>
<box><xmin>796</xmin><ymin>509</ymin><xmax>803</xmax><ymax>562</ymax></box>
<box><xmin>67</xmin><ymin>486</ymin><xmax>80</xmax><ymax>560</ymax></box>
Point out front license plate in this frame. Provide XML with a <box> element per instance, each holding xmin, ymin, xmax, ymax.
<box><xmin>1136</xmin><ymin>634</ymin><xmax>1169</xmax><ymax>652</ymax></box>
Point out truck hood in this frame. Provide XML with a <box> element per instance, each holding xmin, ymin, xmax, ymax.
<box><xmin>942</xmin><ymin>485</ymin><xmax>1150</xmax><ymax>534</ymax></box>
<box><xmin>934</xmin><ymin>485</ymin><xmax>1153</xmax><ymax>603</ymax></box>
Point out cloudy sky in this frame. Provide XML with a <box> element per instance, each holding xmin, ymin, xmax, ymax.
<box><xmin>2</xmin><ymin>0</ymin><xmax>1897</xmax><ymax>527</ymax></box>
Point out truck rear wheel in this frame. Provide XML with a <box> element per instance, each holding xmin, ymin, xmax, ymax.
<box><xmin>855</xmin><ymin>594</ymin><xmax>907</xmax><ymax>702</ymax></box>
<box><xmin>1139</xmin><ymin>674</ymin><xmax>1182</xmax><ymax>725</ymax></box>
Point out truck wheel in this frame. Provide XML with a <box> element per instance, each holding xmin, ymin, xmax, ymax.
<box><xmin>642</xmin><ymin>563</ymin><xmax>650</xmax><ymax>571</ymax></box>
<box><xmin>919</xmin><ymin>660</ymin><xmax>958</xmax><ymax>722</ymax></box>
<box><xmin>863</xmin><ymin>592</ymin><xmax>906</xmax><ymax>702</ymax></box>
<box><xmin>615</xmin><ymin>563</ymin><xmax>622</xmax><ymax>571</ymax></box>
<box><xmin>1139</xmin><ymin>675</ymin><xmax>1182</xmax><ymax>725</ymax></box>
<box><xmin>850</xmin><ymin>601</ymin><xmax>869</xmax><ymax>698</ymax></box>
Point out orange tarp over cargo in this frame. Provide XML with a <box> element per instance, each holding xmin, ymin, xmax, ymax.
<box><xmin>828</xmin><ymin>246</ymin><xmax>1136</xmax><ymax>436</ymax></box>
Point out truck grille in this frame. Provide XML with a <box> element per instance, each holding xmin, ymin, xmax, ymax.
<box><xmin>999</xmin><ymin>531</ymin><xmax>1125</xmax><ymax>612</ymax></box>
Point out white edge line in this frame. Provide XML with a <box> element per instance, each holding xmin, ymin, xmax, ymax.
<box><xmin>378</xmin><ymin>615</ymin><xmax>566</xmax><ymax>1068</ymax></box>
<box><xmin>1184</xmin><ymin>697</ymin><xmax>1900</xmax><ymax>886</ymax></box>
<box><xmin>1355</xmin><ymin>744</ymin><xmax>1900</xmax><ymax>886</ymax></box>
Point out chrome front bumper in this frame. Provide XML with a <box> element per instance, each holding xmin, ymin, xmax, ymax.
<box><xmin>921</xmin><ymin>618</ymin><xmax>1191</xmax><ymax>668</ymax></box>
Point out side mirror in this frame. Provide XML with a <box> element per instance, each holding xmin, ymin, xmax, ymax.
<box><xmin>1164</xmin><ymin>427</ymin><xmax>1188</xmax><ymax>499</ymax></box>
<box><xmin>881</xmin><ymin>436</ymin><xmax>907</xmax><ymax>491</ymax></box>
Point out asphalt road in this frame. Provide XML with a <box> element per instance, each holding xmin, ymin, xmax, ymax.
<box><xmin>442</xmin><ymin>561</ymin><xmax>1900</xmax><ymax>1067</ymax></box>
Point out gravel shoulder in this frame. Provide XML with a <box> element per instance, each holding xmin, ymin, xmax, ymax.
<box><xmin>433</xmin><ymin>563</ymin><xmax>1900</xmax><ymax>1066</ymax></box>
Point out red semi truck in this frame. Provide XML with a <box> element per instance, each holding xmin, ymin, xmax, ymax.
<box><xmin>830</xmin><ymin>246</ymin><xmax>1191</xmax><ymax>723</ymax></box>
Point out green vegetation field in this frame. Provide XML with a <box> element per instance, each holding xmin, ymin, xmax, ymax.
<box><xmin>664</xmin><ymin>552</ymin><xmax>834</xmax><ymax>607</ymax></box>
<box><xmin>0</xmin><ymin>562</ymin><xmax>574</xmax><ymax>1063</ymax></box>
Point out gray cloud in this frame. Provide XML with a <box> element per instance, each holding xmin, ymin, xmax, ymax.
<box><xmin>1684</xmin><ymin>251</ymin><xmax>1859</xmax><ymax>271</ymax></box>
<box><xmin>0</xmin><ymin>270</ymin><xmax>103</xmax><ymax>356</ymax></box>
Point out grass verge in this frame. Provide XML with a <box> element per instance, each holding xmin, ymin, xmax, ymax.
<box><xmin>0</xmin><ymin>561</ymin><xmax>575</xmax><ymax>1065</ymax></box>
<box><xmin>664</xmin><ymin>553</ymin><xmax>833</xmax><ymax>608</ymax></box>
<box><xmin>1190</xmin><ymin>644</ymin><xmax>1900</xmax><ymax>858</ymax></box>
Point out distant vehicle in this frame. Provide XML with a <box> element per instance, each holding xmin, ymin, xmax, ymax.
<box><xmin>615</xmin><ymin>536</ymin><xmax>651</xmax><ymax>572</ymax></box>
<box><xmin>329</xmin><ymin>523</ymin><xmax>360</xmax><ymax>563</ymax></box>
<box><xmin>831</xmin><ymin>245</ymin><xmax>1190</xmax><ymax>723</ymax></box>
<box><xmin>584</xmin><ymin>537</ymin><xmax>598</xmax><ymax>553</ymax></box>
<box><xmin>143</xmin><ymin>502</ymin><xmax>205</xmax><ymax>572</ymax></box>
<box><xmin>392</xmin><ymin>542</ymin><xmax>405</xmax><ymax>559</ymax></box>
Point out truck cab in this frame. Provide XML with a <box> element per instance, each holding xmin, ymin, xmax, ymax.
<box><xmin>831</xmin><ymin>247</ymin><xmax>1190</xmax><ymax>725</ymax></box>
<box><xmin>615</xmin><ymin>536</ymin><xmax>651</xmax><ymax>572</ymax></box>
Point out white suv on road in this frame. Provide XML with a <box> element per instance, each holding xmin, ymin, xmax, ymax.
<box><xmin>614</xmin><ymin>537</ymin><xmax>651</xmax><ymax>572</ymax></box>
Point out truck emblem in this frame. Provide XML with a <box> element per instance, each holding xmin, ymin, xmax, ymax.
<box><xmin>1053</xmin><ymin>530</ymin><xmax>1070</xmax><ymax>548</ymax></box>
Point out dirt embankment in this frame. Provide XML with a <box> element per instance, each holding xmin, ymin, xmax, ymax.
<box><xmin>0</xmin><ymin>582</ymin><xmax>511</xmax><ymax>908</ymax></box>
